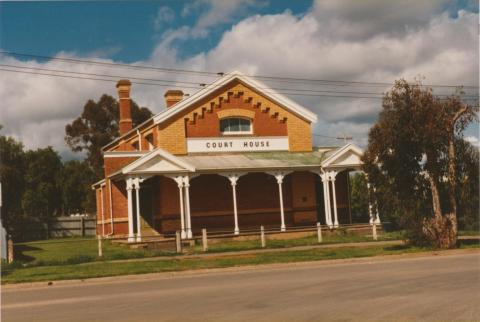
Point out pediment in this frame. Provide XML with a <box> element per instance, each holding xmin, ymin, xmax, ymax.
<box><xmin>121</xmin><ymin>148</ymin><xmax>195</xmax><ymax>174</ymax></box>
<box><xmin>153</xmin><ymin>71</ymin><xmax>318</xmax><ymax>125</ymax></box>
<box><xmin>322</xmin><ymin>144</ymin><xmax>364</xmax><ymax>168</ymax></box>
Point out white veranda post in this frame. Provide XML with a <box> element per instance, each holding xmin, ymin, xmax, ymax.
<box><xmin>183</xmin><ymin>176</ymin><xmax>193</xmax><ymax>239</ymax></box>
<box><xmin>134</xmin><ymin>178</ymin><xmax>142</xmax><ymax>242</ymax></box>
<box><xmin>274</xmin><ymin>173</ymin><xmax>286</xmax><ymax>232</ymax></box>
<box><xmin>126</xmin><ymin>178</ymin><xmax>135</xmax><ymax>242</ymax></box>
<box><xmin>174</xmin><ymin>177</ymin><xmax>186</xmax><ymax>239</ymax></box>
<box><xmin>229</xmin><ymin>175</ymin><xmax>240</xmax><ymax>235</ymax></box>
<box><xmin>320</xmin><ymin>172</ymin><xmax>333</xmax><ymax>228</ymax></box>
<box><xmin>328</xmin><ymin>171</ymin><xmax>339</xmax><ymax>228</ymax></box>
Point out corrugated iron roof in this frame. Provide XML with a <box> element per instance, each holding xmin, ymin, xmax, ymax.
<box><xmin>178</xmin><ymin>148</ymin><xmax>339</xmax><ymax>171</ymax></box>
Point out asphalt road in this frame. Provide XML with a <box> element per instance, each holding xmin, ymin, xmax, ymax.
<box><xmin>2</xmin><ymin>252</ymin><xmax>480</xmax><ymax>322</ymax></box>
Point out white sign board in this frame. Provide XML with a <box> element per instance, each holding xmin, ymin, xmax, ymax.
<box><xmin>187</xmin><ymin>137</ymin><xmax>289</xmax><ymax>153</ymax></box>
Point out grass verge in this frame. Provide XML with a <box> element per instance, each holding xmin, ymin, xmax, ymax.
<box><xmin>2</xmin><ymin>242</ymin><xmax>477</xmax><ymax>284</ymax></box>
<box><xmin>9</xmin><ymin>232</ymin><xmax>405</xmax><ymax>269</ymax></box>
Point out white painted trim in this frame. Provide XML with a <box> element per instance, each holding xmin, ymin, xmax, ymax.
<box><xmin>153</xmin><ymin>71</ymin><xmax>318</xmax><ymax>125</ymax></box>
<box><xmin>104</xmin><ymin>151</ymin><xmax>147</xmax><ymax>158</ymax></box>
<box><xmin>121</xmin><ymin>148</ymin><xmax>196</xmax><ymax>174</ymax></box>
<box><xmin>187</xmin><ymin>136</ymin><xmax>289</xmax><ymax>153</ymax></box>
<box><xmin>321</xmin><ymin>143</ymin><xmax>364</xmax><ymax>168</ymax></box>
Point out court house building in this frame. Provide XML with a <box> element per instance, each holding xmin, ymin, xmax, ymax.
<box><xmin>93</xmin><ymin>72</ymin><xmax>378</xmax><ymax>242</ymax></box>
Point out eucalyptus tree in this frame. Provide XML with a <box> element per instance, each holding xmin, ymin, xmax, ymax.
<box><xmin>65</xmin><ymin>94</ymin><xmax>152</xmax><ymax>178</ymax></box>
<box><xmin>363</xmin><ymin>80</ymin><xmax>478</xmax><ymax>248</ymax></box>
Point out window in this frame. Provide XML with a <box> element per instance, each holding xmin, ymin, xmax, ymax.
<box><xmin>220</xmin><ymin>118</ymin><xmax>252</xmax><ymax>135</ymax></box>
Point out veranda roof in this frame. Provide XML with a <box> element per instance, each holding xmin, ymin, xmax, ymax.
<box><xmin>108</xmin><ymin>144</ymin><xmax>364</xmax><ymax>179</ymax></box>
<box><xmin>178</xmin><ymin>150</ymin><xmax>331</xmax><ymax>172</ymax></box>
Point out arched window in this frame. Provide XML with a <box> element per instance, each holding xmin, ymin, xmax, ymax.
<box><xmin>220</xmin><ymin>117</ymin><xmax>252</xmax><ymax>135</ymax></box>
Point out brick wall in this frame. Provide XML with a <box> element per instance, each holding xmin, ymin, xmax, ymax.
<box><xmin>141</xmin><ymin>172</ymin><xmax>320</xmax><ymax>235</ymax></box>
<box><xmin>186</xmin><ymin>94</ymin><xmax>287</xmax><ymax>137</ymax></box>
<box><xmin>104</xmin><ymin>156</ymin><xmax>139</xmax><ymax>177</ymax></box>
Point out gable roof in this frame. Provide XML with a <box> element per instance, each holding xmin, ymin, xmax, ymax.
<box><xmin>121</xmin><ymin>148</ymin><xmax>195</xmax><ymax>175</ymax></box>
<box><xmin>321</xmin><ymin>143</ymin><xmax>364</xmax><ymax>168</ymax></box>
<box><xmin>154</xmin><ymin>71</ymin><xmax>318</xmax><ymax>125</ymax></box>
<box><xmin>103</xmin><ymin>71</ymin><xmax>318</xmax><ymax>151</ymax></box>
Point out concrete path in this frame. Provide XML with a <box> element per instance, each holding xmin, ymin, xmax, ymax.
<box><xmin>2</xmin><ymin>250</ymin><xmax>479</xmax><ymax>322</ymax></box>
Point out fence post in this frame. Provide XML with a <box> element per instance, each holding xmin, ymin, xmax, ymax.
<box><xmin>317</xmin><ymin>222</ymin><xmax>322</xmax><ymax>243</ymax></box>
<box><xmin>175</xmin><ymin>231</ymin><xmax>182</xmax><ymax>253</ymax></box>
<box><xmin>7</xmin><ymin>236</ymin><xmax>13</xmax><ymax>263</ymax></box>
<box><xmin>97</xmin><ymin>235</ymin><xmax>103</xmax><ymax>257</ymax></box>
<box><xmin>80</xmin><ymin>217</ymin><xmax>85</xmax><ymax>237</ymax></box>
<box><xmin>202</xmin><ymin>228</ymin><xmax>208</xmax><ymax>252</ymax></box>
<box><xmin>260</xmin><ymin>226</ymin><xmax>266</xmax><ymax>248</ymax></box>
<box><xmin>372</xmin><ymin>223</ymin><xmax>378</xmax><ymax>241</ymax></box>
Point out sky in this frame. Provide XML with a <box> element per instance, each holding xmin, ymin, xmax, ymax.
<box><xmin>0</xmin><ymin>0</ymin><xmax>478</xmax><ymax>160</ymax></box>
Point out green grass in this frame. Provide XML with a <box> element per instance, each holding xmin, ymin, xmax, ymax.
<box><xmin>1</xmin><ymin>244</ymin><xmax>435</xmax><ymax>284</ymax></box>
<box><xmin>2</xmin><ymin>234</ymin><xmax>477</xmax><ymax>284</ymax></box>
<box><xmin>10</xmin><ymin>232</ymin><xmax>403</xmax><ymax>268</ymax></box>
<box><xmin>189</xmin><ymin>231</ymin><xmax>403</xmax><ymax>254</ymax></box>
<box><xmin>12</xmin><ymin>237</ymin><xmax>176</xmax><ymax>267</ymax></box>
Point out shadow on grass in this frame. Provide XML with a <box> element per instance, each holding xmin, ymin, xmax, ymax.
<box><xmin>384</xmin><ymin>244</ymin><xmax>412</xmax><ymax>251</ymax></box>
<box><xmin>13</xmin><ymin>244</ymin><xmax>40</xmax><ymax>263</ymax></box>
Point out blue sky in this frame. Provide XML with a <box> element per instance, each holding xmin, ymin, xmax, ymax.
<box><xmin>0</xmin><ymin>1</ymin><xmax>312</xmax><ymax>62</ymax></box>
<box><xmin>0</xmin><ymin>1</ymin><xmax>478</xmax><ymax>158</ymax></box>
<box><xmin>1</xmin><ymin>1</ymin><xmax>476</xmax><ymax>63</ymax></box>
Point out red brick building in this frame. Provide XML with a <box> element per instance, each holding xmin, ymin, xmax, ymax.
<box><xmin>93</xmin><ymin>72</ymin><xmax>378</xmax><ymax>242</ymax></box>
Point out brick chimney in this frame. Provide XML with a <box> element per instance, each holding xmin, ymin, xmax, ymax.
<box><xmin>116</xmin><ymin>79</ymin><xmax>132</xmax><ymax>135</ymax></box>
<box><xmin>164</xmin><ymin>90</ymin><xmax>184</xmax><ymax>108</ymax></box>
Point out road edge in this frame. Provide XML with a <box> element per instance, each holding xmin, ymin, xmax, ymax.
<box><xmin>3</xmin><ymin>247</ymin><xmax>479</xmax><ymax>290</ymax></box>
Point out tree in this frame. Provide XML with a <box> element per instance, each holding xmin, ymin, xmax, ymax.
<box><xmin>363</xmin><ymin>80</ymin><xmax>478</xmax><ymax>248</ymax></box>
<box><xmin>22</xmin><ymin>147</ymin><xmax>63</xmax><ymax>234</ymax></box>
<box><xmin>455</xmin><ymin>139</ymin><xmax>479</xmax><ymax>231</ymax></box>
<box><xmin>59</xmin><ymin>160</ymin><xmax>97</xmax><ymax>215</ymax></box>
<box><xmin>0</xmin><ymin>132</ymin><xmax>26</xmax><ymax>237</ymax></box>
<box><xmin>349</xmin><ymin>173</ymin><xmax>369</xmax><ymax>223</ymax></box>
<box><xmin>65</xmin><ymin>94</ymin><xmax>152</xmax><ymax>178</ymax></box>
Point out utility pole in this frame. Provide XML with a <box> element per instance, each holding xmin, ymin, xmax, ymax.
<box><xmin>336</xmin><ymin>133</ymin><xmax>353</xmax><ymax>144</ymax></box>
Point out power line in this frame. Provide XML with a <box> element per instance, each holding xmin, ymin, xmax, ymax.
<box><xmin>312</xmin><ymin>133</ymin><xmax>339</xmax><ymax>139</ymax></box>
<box><xmin>1</xmin><ymin>50</ymin><xmax>477</xmax><ymax>89</ymax></box>
<box><xmin>0</xmin><ymin>67</ymin><xmax>388</xmax><ymax>99</ymax></box>
<box><xmin>1</xmin><ymin>66</ymin><xmax>478</xmax><ymax>101</ymax></box>
<box><xmin>0</xmin><ymin>51</ymin><xmax>218</xmax><ymax>76</ymax></box>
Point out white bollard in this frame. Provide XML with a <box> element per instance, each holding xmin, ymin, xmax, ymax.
<box><xmin>372</xmin><ymin>223</ymin><xmax>378</xmax><ymax>241</ymax></box>
<box><xmin>317</xmin><ymin>222</ymin><xmax>322</xmax><ymax>243</ymax></box>
<box><xmin>97</xmin><ymin>235</ymin><xmax>103</xmax><ymax>257</ymax></box>
<box><xmin>202</xmin><ymin>228</ymin><xmax>208</xmax><ymax>252</ymax></box>
<box><xmin>260</xmin><ymin>226</ymin><xmax>266</xmax><ymax>248</ymax></box>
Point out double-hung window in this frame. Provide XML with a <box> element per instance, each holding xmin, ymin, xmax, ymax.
<box><xmin>220</xmin><ymin>118</ymin><xmax>252</xmax><ymax>135</ymax></box>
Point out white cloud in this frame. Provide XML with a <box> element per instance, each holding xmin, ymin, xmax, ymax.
<box><xmin>311</xmin><ymin>0</ymin><xmax>449</xmax><ymax>40</ymax></box>
<box><xmin>0</xmin><ymin>1</ymin><xmax>477</xmax><ymax>158</ymax></box>
<box><xmin>182</xmin><ymin>0</ymin><xmax>266</xmax><ymax>36</ymax></box>
<box><xmin>153</xmin><ymin>6</ymin><xmax>175</xmax><ymax>31</ymax></box>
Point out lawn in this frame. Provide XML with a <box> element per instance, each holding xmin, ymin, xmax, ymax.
<box><xmin>188</xmin><ymin>231</ymin><xmax>403</xmax><ymax>253</ymax></box>
<box><xmin>10</xmin><ymin>231</ymin><xmax>403</xmax><ymax>268</ymax></box>
<box><xmin>2</xmin><ymin>231</ymin><xmax>477</xmax><ymax>284</ymax></box>
<box><xmin>0</xmin><ymin>244</ymin><xmax>443</xmax><ymax>284</ymax></box>
<box><xmin>12</xmin><ymin>237</ymin><xmax>176</xmax><ymax>267</ymax></box>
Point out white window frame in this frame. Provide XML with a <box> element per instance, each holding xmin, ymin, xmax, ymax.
<box><xmin>220</xmin><ymin>117</ymin><xmax>253</xmax><ymax>136</ymax></box>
